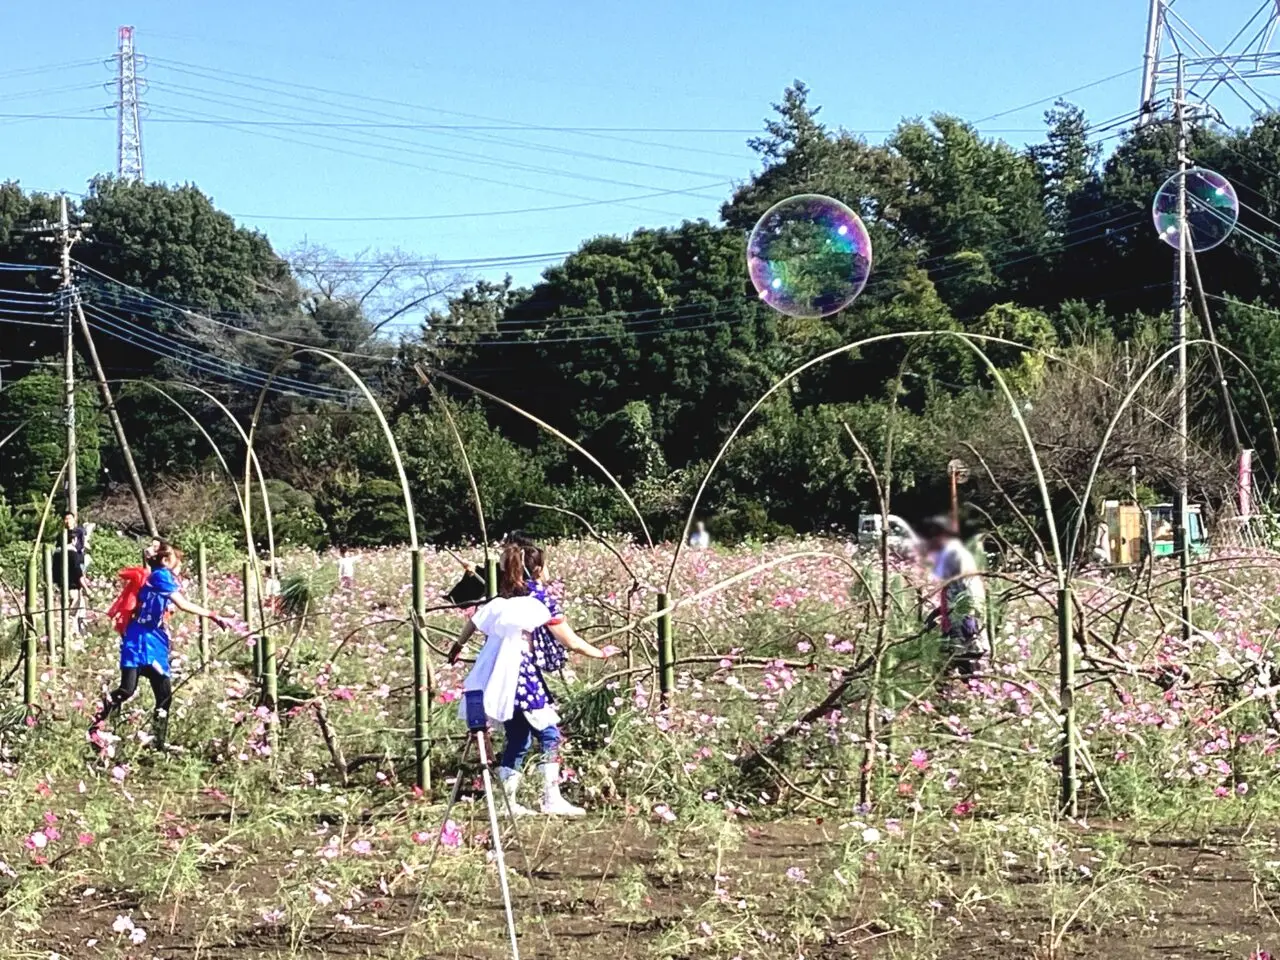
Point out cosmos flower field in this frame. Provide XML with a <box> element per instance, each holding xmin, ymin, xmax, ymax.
<box><xmin>3</xmin><ymin>538</ymin><xmax>1280</xmax><ymax>959</ymax></box>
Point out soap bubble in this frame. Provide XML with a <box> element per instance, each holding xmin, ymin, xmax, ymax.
<box><xmin>747</xmin><ymin>194</ymin><xmax>872</xmax><ymax>318</ymax></box>
<box><xmin>1152</xmin><ymin>168</ymin><xmax>1239</xmax><ymax>253</ymax></box>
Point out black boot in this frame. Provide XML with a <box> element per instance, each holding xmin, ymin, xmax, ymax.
<box><xmin>151</xmin><ymin>709</ymin><xmax>169</xmax><ymax>751</ymax></box>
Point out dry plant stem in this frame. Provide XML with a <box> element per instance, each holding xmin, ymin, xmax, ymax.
<box><xmin>524</xmin><ymin>500</ymin><xmax>641</xmax><ymax>588</ymax></box>
<box><xmin>753</xmin><ymin>749</ymin><xmax>838</xmax><ymax>809</ymax></box>
<box><xmin>421</xmin><ymin>365</ymin><xmax>652</xmax><ymax>546</ymax></box>
<box><xmin>314</xmin><ymin>702</ymin><xmax>349</xmax><ymax>784</ymax></box>
<box><xmin>961</xmin><ymin>440</ymin><xmax>1051</xmax><ymax>562</ymax></box>
<box><xmin>426</xmin><ymin>378</ymin><xmax>490</xmax><ymax>565</ymax></box>
<box><xmin>841</xmin><ymin>415</ymin><xmax>894</xmax><ymax>809</ymax></box>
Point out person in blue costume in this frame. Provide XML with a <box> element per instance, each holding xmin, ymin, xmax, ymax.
<box><xmin>91</xmin><ymin>541</ymin><xmax>230</xmax><ymax>750</ymax></box>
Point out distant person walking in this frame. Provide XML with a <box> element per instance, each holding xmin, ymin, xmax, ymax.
<box><xmin>918</xmin><ymin>515</ymin><xmax>988</xmax><ymax>677</ymax></box>
<box><xmin>689</xmin><ymin>521</ymin><xmax>711</xmax><ymax>550</ymax></box>
<box><xmin>52</xmin><ymin>538</ymin><xmax>89</xmax><ymax>636</ymax></box>
<box><xmin>337</xmin><ymin>548</ymin><xmax>356</xmax><ymax>590</ymax></box>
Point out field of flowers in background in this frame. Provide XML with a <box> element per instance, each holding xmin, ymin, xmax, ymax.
<box><xmin>2</xmin><ymin>539</ymin><xmax>1280</xmax><ymax>958</ymax></box>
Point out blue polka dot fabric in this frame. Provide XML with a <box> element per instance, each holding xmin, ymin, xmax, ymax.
<box><xmin>528</xmin><ymin>582</ymin><xmax>568</xmax><ymax>673</ymax></box>
<box><xmin>515</xmin><ymin>653</ymin><xmax>549</xmax><ymax>711</ymax></box>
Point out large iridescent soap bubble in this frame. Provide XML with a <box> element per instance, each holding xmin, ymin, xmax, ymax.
<box><xmin>1152</xmin><ymin>168</ymin><xmax>1239</xmax><ymax>252</ymax></box>
<box><xmin>747</xmin><ymin>194</ymin><xmax>872</xmax><ymax>318</ymax></box>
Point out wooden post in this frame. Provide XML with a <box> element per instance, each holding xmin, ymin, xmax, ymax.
<box><xmin>24</xmin><ymin>556</ymin><xmax>38</xmax><ymax>711</ymax></box>
<box><xmin>58</xmin><ymin>527</ymin><xmax>70</xmax><ymax>667</ymax></box>
<box><xmin>42</xmin><ymin>544</ymin><xmax>54</xmax><ymax>661</ymax></box>
<box><xmin>411</xmin><ymin>548</ymin><xmax>432</xmax><ymax>793</ymax></box>
<box><xmin>73</xmin><ymin>298</ymin><xmax>158</xmax><ymax>536</ymax></box>
<box><xmin>1058</xmin><ymin>587</ymin><xmax>1077</xmax><ymax>816</ymax></box>
<box><xmin>949</xmin><ymin>468</ymin><xmax>959</xmax><ymax>533</ymax></box>
<box><xmin>657</xmin><ymin>591</ymin><xmax>674</xmax><ymax>705</ymax></box>
<box><xmin>197</xmin><ymin>542</ymin><xmax>210</xmax><ymax>665</ymax></box>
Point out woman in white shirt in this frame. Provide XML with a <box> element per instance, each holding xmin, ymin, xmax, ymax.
<box><xmin>449</xmin><ymin>542</ymin><xmax>612</xmax><ymax>816</ymax></box>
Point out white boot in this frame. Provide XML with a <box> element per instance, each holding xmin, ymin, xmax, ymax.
<box><xmin>498</xmin><ymin>767</ymin><xmax>534</xmax><ymax>817</ymax></box>
<box><xmin>539</xmin><ymin>761</ymin><xmax>585</xmax><ymax>817</ymax></box>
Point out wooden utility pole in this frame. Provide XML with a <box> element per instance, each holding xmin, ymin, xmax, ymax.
<box><xmin>59</xmin><ymin>196</ymin><xmax>78</xmax><ymax>520</ymax></box>
<box><xmin>1173</xmin><ymin>59</ymin><xmax>1192</xmax><ymax>645</ymax></box>
<box><xmin>31</xmin><ymin>197</ymin><xmax>156</xmax><ymax>535</ymax></box>
<box><xmin>74</xmin><ymin>297</ymin><xmax>158</xmax><ymax>535</ymax></box>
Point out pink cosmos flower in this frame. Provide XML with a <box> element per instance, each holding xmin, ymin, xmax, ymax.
<box><xmin>910</xmin><ymin>749</ymin><xmax>930</xmax><ymax>771</ymax></box>
<box><xmin>653</xmin><ymin>804</ymin><xmax>677</xmax><ymax>823</ymax></box>
<box><xmin>350</xmin><ymin>840</ymin><xmax>372</xmax><ymax>855</ymax></box>
<box><xmin>440</xmin><ymin>820</ymin><xmax>463</xmax><ymax>849</ymax></box>
<box><xmin>785</xmin><ymin>866</ymin><xmax>808</xmax><ymax>884</ymax></box>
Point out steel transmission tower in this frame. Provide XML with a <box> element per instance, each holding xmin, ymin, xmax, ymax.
<box><xmin>115</xmin><ymin>25</ymin><xmax>145</xmax><ymax>181</ymax></box>
<box><xmin>1141</xmin><ymin>0</ymin><xmax>1280</xmax><ymax>122</ymax></box>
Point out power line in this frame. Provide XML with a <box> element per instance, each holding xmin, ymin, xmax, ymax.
<box><xmin>82</xmin><ymin>304</ymin><xmax>353</xmax><ymax>401</ymax></box>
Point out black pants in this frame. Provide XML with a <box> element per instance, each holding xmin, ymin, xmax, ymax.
<box><xmin>93</xmin><ymin>666</ymin><xmax>173</xmax><ymax>746</ymax></box>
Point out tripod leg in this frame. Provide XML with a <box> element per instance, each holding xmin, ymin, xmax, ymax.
<box><xmin>477</xmin><ymin>731</ymin><xmax>521</xmax><ymax>960</ymax></box>
<box><xmin>422</xmin><ymin>734</ymin><xmax>474</xmax><ymax>879</ymax></box>
<box><xmin>400</xmin><ymin>732</ymin><xmax>478</xmax><ymax>955</ymax></box>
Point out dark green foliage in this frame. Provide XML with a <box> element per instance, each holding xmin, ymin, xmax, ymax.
<box><xmin>231</xmin><ymin>479</ymin><xmax>327</xmax><ymax>551</ymax></box>
<box><xmin>5</xmin><ymin>82</ymin><xmax>1280</xmax><ymax>545</ymax></box>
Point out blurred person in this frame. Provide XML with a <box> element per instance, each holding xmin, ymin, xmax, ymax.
<box><xmin>918</xmin><ymin>515</ymin><xmax>988</xmax><ymax>678</ymax></box>
<box><xmin>51</xmin><ymin>538</ymin><xmax>89</xmax><ymax>636</ymax></box>
<box><xmin>337</xmin><ymin>548</ymin><xmax>356</xmax><ymax>590</ymax></box>
<box><xmin>689</xmin><ymin>521</ymin><xmax>711</xmax><ymax>550</ymax></box>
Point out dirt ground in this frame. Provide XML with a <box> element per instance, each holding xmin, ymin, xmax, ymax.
<box><xmin>26</xmin><ymin>818</ymin><xmax>1280</xmax><ymax>960</ymax></box>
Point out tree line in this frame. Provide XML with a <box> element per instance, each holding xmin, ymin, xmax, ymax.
<box><xmin>0</xmin><ymin>82</ymin><xmax>1273</xmax><ymax>550</ymax></box>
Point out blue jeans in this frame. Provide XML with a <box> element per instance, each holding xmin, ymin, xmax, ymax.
<box><xmin>501</xmin><ymin>710</ymin><xmax>562</xmax><ymax>770</ymax></box>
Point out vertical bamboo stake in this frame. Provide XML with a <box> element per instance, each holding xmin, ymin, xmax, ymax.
<box><xmin>412</xmin><ymin>548</ymin><xmax>432</xmax><ymax>793</ymax></box>
<box><xmin>197</xmin><ymin>542</ymin><xmax>210</xmax><ymax>666</ymax></box>
<box><xmin>657</xmin><ymin>591</ymin><xmax>674</xmax><ymax>705</ymax></box>
<box><xmin>243</xmin><ymin>561</ymin><xmax>259</xmax><ymax>678</ymax></box>
<box><xmin>1059</xmin><ymin>587</ymin><xmax>1077</xmax><ymax>816</ymax></box>
<box><xmin>24</xmin><ymin>556</ymin><xmax>37</xmax><ymax>711</ymax></box>
<box><xmin>42</xmin><ymin>544</ymin><xmax>54</xmax><ymax>661</ymax></box>
<box><xmin>261</xmin><ymin>610</ymin><xmax>278</xmax><ymax>711</ymax></box>
<box><xmin>58</xmin><ymin>527</ymin><xmax>70</xmax><ymax>667</ymax></box>
<box><xmin>484</xmin><ymin>556</ymin><xmax>498</xmax><ymax>601</ymax></box>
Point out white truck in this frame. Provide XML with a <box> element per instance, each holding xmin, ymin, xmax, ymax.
<box><xmin>855</xmin><ymin>513</ymin><xmax>920</xmax><ymax>558</ymax></box>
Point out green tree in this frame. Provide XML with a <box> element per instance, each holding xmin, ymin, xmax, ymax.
<box><xmin>0</xmin><ymin>369</ymin><xmax>102</xmax><ymax>507</ymax></box>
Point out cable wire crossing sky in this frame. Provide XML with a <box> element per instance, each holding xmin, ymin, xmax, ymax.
<box><xmin>0</xmin><ymin>0</ymin><xmax>1275</xmax><ymax>289</ymax></box>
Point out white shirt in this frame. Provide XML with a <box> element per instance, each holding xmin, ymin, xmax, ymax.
<box><xmin>338</xmin><ymin>557</ymin><xmax>355</xmax><ymax>578</ymax></box>
<box><xmin>933</xmin><ymin>539</ymin><xmax>985</xmax><ymax>614</ymax></box>
<box><xmin>461</xmin><ymin>595</ymin><xmax>553</xmax><ymax>726</ymax></box>
<box><xmin>689</xmin><ymin>531</ymin><xmax>710</xmax><ymax>549</ymax></box>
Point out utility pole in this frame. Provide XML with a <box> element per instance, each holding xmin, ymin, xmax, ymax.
<box><xmin>31</xmin><ymin>200</ymin><xmax>157</xmax><ymax>534</ymax></box>
<box><xmin>1174</xmin><ymin>57</ymin><xmax>1192</xmax><ymax>645</ymax></box>
<box><xmin>75</xmin><ymin>297</ymin><xmax>158</xmax><ymax>536</ymax></box>
<box><xmin>59</xmin><ymin>196</ymin><xmax>78</xmax><ymax>520</ymax></box>
<box><xmin>1124</xmin><ymin>340</ymin><xmax>1138</xmax><ymax>502</ymax></box>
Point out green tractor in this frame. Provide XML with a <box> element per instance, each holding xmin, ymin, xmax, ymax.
<box><xmin>1144</xmin><ymin>502</ymin><xmax>1210</xmax><ymax>560</ymax></box>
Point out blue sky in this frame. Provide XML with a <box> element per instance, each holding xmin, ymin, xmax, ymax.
<box><xmin>0</xmin><ymin>0</ymin><xmax>1272</xmax><ymax>292</ymax></box>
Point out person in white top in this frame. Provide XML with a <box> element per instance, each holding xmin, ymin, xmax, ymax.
<box><xmin>337</xmin><ymin>548</ymin><xmax>356</xmax><ymax>590</ymax></box>
<box><xmin>689</xmin><ymin>521</ymin><xmax>711</xmax><ymax>550</ymax></box>
<box><xmin>449</xmin><ymin>541</ymin><xmax>615</xmax><ymax>817</ymax></box>
<box><xmin>919</xmin><ymin>515</ymin><xmax>988</xmax><ymax>677</ymax></box>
